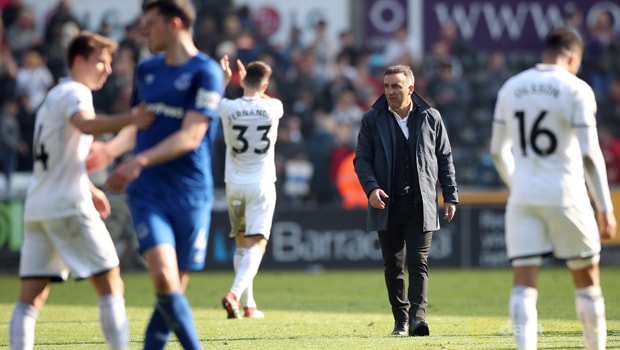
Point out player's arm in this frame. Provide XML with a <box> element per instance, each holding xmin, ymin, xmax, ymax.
<box><xmin>578</xmin><ymin>125</ymin><xmax>616</xmax><ymax>239</ymax></box>
<box><xmin>86</xmin><ymin>125</ymin><xmax>138</xmax><ymax>173</ymax></box>
<box><xmin>489</xmin><ymin>89</ymin><xmax>514</xmax><ymax>187</ymax></box>
<box><xmin>574</xmin><ymin>83</ymin><xmax>616</xmax><ymax>239</ymax></box>
<box><xmin>133</xmin><ymin>111</ymin><xmax>208</xmax><ymax>167</ymax></box>
<box><xmin>70</xmin><ymin>102</ymin><xmax>153</xmax><ymax>136</ymax></box>
<box><xmin>89</xmin><ymin>180</ymin><xmax>111</xmax><ymax>219</ymax></box>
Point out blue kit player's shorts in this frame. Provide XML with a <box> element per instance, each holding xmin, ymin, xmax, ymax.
<box><xmin>128</xmin><ymin>194</ymin><xmax>211</xmax><ymax>271</ymax></box>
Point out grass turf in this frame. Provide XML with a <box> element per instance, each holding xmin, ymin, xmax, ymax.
<box><xmin>1</xmin><ymin>267</ymin><xmax>619</xmax><ymax>349</ymax></box>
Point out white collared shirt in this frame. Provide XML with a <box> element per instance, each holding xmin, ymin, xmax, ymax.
<box><xmin>388</xmin><ymin>103</ymin><xmax>413</xmax><ymax>139</ymax></box>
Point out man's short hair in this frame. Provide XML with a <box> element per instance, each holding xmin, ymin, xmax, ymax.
<box><xmin>142</xmin><ymin>0</ymin><xmax>196</xmax><ymax>29</ymax></box>
<box><xmin>244</xmin><ymin>61</ymin><xmax>272</xmax><ymax>89</ymax></box>
<box><xmin>544</xmin><ymin>27</ymin><xmax>584</xmax><ymax>57</ymax></box>
<box><xmin>67</xmin><ymin>31</ymin><xmax>118</xmax><ymax>68</ymax></box>
<box><xmin>384</xmin><ymin>65</ymin><xmax>415</xmax><ymax>84</ymax></box>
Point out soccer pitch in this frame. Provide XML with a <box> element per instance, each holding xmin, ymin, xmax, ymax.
<box><xmin>1</xmin><ymin>267</ymin><xmax>619</xmax><ymax>349</ymax></box>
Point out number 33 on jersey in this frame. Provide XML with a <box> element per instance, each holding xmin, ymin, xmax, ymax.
<box><xmin>217</xmin><ymin>96</ymin><xmax>284</xmax><ymax>185</ymax></box>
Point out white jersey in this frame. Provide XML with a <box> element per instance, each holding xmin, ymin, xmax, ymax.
<box><xmin>491</xmin><ymin>64</ymin><xmax>606</xmax><ymax>207</ymax></box>
<box><xmin>24</xmin><ymin>78</ymin><xmax>97</xmax><ymax>221</ymax></box>
<box><xmin>217</xmin><ymin>96</ymin><xmax>284</xmax><ymax>185</ymax></box>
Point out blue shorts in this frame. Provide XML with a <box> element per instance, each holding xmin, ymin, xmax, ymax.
<box><xmin>128</xmin><ymin>195</ymin><xmax>211</xmax><ymax>271</ymax></box>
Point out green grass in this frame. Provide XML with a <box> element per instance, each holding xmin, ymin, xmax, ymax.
<box><xmin>1</xmin><ymin>267</ymin><xmax>619</xmax><ymax>349</ymax></box>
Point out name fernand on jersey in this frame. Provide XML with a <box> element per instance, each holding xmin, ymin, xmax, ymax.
<box><xmin>226</xmin><ymin>109</ymin><xmax>268</xmax><ymax>122</ymax></box>
<box><xmin>514</xmin><ymin>83</ymin><xmax>559</xmax><ymax>98</ymax></box>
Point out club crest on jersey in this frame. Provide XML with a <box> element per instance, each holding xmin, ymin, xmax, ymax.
<box><xmin>145</xmin><ymin>74</ymin><xmax>155</xmax><ymax>84</ymax></box>
<box><xmin>174</xmin><ymin>73</ymin><xmax>192</xmax><ymax>91</ymax></box>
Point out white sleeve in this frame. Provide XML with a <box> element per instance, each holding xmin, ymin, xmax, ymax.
<box><xmin>66</xmin><ymin>84</ymin><xmax>94</xmax><ymax>120</ymax></box>
<box><xmin>216</xmin><ymin>98</ymin><xmax>231</xmax><ymax>119</ymax></box>
<box><xmin>490</xmin><ymin>87</ymin><xmax>514</xmax><ymax>187</ymax></box>
<box><xmin>574</xmin><ymin>83</ymin><xmax>613</xmax><ymax>212</ymax></box>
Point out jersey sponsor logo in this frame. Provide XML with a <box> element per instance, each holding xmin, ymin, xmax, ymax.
<box><xmin>196</xmin><ymin>88</ymin><xmax>221</xmax><ymax>110</ymax></box>
<box><xmin>174</xmin><ymin>72</ymin><xmax>192</xmax><ymax>91</ymax></box>
<box><xmin>147</xmin><ymin>102</ymin><xmax>184</xmax><ymax>119</ymax></box>
<box><xmin>145</xmin><ymin>74</ymin><xmax>155</xmax><ymax>84</ymax></box>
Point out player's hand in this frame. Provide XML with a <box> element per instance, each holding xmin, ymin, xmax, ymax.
<box><xmin>369</xmin><ymin>188</ymin><xmax>389</xmax><ymax>209</ymax></box>
<box><xmin>220</xmin><ymin>54</ymin><xmax>232</xmax><ymax>86</ymax></box>
<box><xmin>105</xmin><ymin>157</ymin><xmax>144</xmax><ymax>194</ymax></box>
<box><xmin>236</xmin><ymin>58</ymin><xmax>246</xmax><ymax>83</ymax></box>
<box><xmin>600</xmin><ymin>211</ymin><xmax>617</xmax><ymax>241</ymax></box>
<box><xmin>131</xmin><ymin>102</ymin><xmax>155</xmax><ymax>129</ymax></box>
<box><xmin>444</xmin><ymin>202</ymin><xmax>456</xmax><ymax>222</ymax></box>
<box><xmin>91</xmin><ymin>185</ymin><xmax>111</xmax><ymax>218</ymax></box>
<box><xmin>87</xmin><ymin>141</ymin><xmax>114</xmax><ymax>173</ymax></box>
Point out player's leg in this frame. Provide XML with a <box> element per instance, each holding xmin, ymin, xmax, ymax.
<box><xmin>46</xmin><ymin>214</ymin><xmax>129</xmax><ymax>350</ymax></box>
<box><xmin>10</xmin><ymin>221</ymin><xmax>64</xmax><ymax>350</ymax></box>
<box><xmin>223</xmin><ymin>185</ymin><xmax>246</xmax><ymax>319</ymax></box>
<box><xmin>506</xmin><ymin>205</ymin><xmax>551</xmax><ymax>350</ymax></box>
<box><xmin>569</xmin><ymin>260</ymin><xmax>606</xmax><ymax>350</ymax></box>
<box><xmin>510</xmin><ymin>264</ymin><xmax>540</xmax><ymax>350</ymax></box>
<box><xmin>156</xmin><ymin>198</ymin><xmax>210</xmax><ymax>349</ymax></box>
<box><xmin>549</xmin><ymin>204</ymin><xmax>606</xmax><ymax>350</ymax></box>
<box><xmin>225</xmin><ymin>184</ymin><xmax>274</xmax><ymax>319</ymax></box>
<box><xmin>234</xmin><ymin>234</ymin><xmax>266</xmax><ymax>318</ymax></box>
<box><xmin>10</xmin><ymin>279</ymin><xmax>49</xmax><ymax>350</ymax></box>
<box><xmin>128</xmin><ymin>198</ymin><xmax>174</xmax><ymax>349</ymax></box>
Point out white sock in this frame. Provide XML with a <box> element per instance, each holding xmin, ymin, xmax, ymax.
<box><xmin>9</xmin><ymin>302</ymin><xmax>39</xmax><ymax>350</ymax></box>
<box><xmin>244</xmin><ymin>280</ymin><xmax>256</xmax><ymax>308</ymax></box>
<box><xmin>98</xmin><ymin>294</ymin><xmax>129</xmax><ymax>350</ymax></box>
<box><xmin>230</xmin><ymin>247</ymin><xmax>264</xmax><ymax>298</ymax></box>
<box><xmin>575</xmin><ymin>286</ymin><xmax>606</xmax><ymax>350</ymax></box>
<box><xmin>510</xmin><ymin>286</ymin><xmax>538</xmax><ymax>350</ymax></box>
<box><xmin>233</xmin><ymin>248</ymin><xmax>248</xmax><ymax>304</ymax></box>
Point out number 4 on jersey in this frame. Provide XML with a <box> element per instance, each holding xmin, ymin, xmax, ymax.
<box><xmin>33</xmin><ymin>125</ymin><xmax>49</xmax><ymax>170</ymax></box>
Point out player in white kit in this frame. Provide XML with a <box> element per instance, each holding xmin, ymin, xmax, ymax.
<box><xmin>218</xmin><ymin>55</ymin><xmax>283</xmax><ymax>319</ymax></box>
<box><xmin>9</xmin><ymin>32</ymin><xmax>153</xmax><ymax>350</ymax></box>
<box><xmin>490</xmin><ymin>28</ymin><xmax>616</xmax><ymax>350</ymax></box>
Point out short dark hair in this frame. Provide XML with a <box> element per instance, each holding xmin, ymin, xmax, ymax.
<box><xmin>544</xmin><ymin>27</ymin><xmax>583</xmax><ymax>57</ymax></box>
<box><xmin>384</xmin><ymin>65</ymin><xmax>415</xmax><ymax>84</ymax></box>
<box><xmin>142</xmin><ymin>0</ymin><xmax>196</xmax><ymax>29</ymax></box>
<box><xmin>67</xmin><ymin>31</ymin><xmax>118</xmax><ymax>68</ymax></box>
<box><xmin>243</xmin><ymin>61</ymin><xmax>272</xmax><ymax>89</ymax></box>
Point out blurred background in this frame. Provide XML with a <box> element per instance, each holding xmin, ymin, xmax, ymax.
<box><xmin>1</xmin><ymin>0</ymin><xmax>620</xmax><ymax>271</ymax></box>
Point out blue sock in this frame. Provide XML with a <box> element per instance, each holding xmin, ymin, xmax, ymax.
<box><xmin>143</xmin><ymin>307</ymin><xmax>171</xmax><ymax>350</ymax></box>
<box><xmin>153</xmin><ymin>291</ymin><xmax>201</xmax><ymax>350</ymax></box>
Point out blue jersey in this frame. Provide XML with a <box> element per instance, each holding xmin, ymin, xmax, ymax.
<box><xmin>128</xmin><ymin>52</ymin><xmax>224</xmax><ymax>201</ymax></box>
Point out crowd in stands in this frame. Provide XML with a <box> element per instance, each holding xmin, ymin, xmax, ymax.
<box><xmin>2</xmin><ymin>0</ymin><xmax>620</xmax><ymax>207</ymax></box>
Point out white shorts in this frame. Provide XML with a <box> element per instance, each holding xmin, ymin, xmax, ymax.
<box><xmin>19</xmin><ymin>212</ymin><xmax>120</xmax><ymax>281</ymax></box>
<box><xmin>226</xmin><ymin>182</ymin><xmax>276</xmax><ymax>240</ymax></box>
<box><xmin>505</xmin><ymin>203</ymin><xmax>601</xmax><ymax>261</ymax></box>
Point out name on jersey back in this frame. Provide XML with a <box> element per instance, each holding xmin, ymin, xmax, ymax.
<box><xmin>227</xmin><ymin>109</ymin><xmax>268</xmax><ymax>121</ymax></box>
<box><xmin>514</xmin><ymin>84</ymin><xmax>559</xmax><ymax>98</ymax></box>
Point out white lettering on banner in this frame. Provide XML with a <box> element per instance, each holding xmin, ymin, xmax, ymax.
<box><xmin>369</xmin><ymin>0</ymin><xmax>406</xmax><ymax>33</ymax></box>
<box><xmin>271</xmin><ymin>221</ymin><xmax>382</xmax><ymax>263</ymax></box>
<box><xmin>433</xmin><ymin>2</ymin><xmax>572</xmax><ymax>41</ymax></box>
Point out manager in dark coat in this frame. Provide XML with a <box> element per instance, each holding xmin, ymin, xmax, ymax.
<box><xmin>354</xmin><ymin>65</ymin><xmax>458</xmax><ymax>337</ymax></box>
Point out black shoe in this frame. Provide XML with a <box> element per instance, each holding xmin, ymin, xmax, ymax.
<box><xmin>391</xmin><ymin>321</ymin><xmax>409</xmax><ymax>336</ymax></box>
<box><xmin>409</xmin><ymin>319</ymin><xmax>429</xmax><ymax>337</ymax></box>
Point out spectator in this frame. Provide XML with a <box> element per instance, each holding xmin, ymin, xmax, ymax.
<box><xmin>582</xmin><ymin>10</ymin><xmax>616</xmax><ymax>96</ymax></box>
<box><xmin>44</xmin><ymin>0</ymin><xmax>81</xmax><ymax>43</ymax></box>
<box><xmin>0</xmin><ymin>97</ymin><xmax>27</xmax><ymax>195</ymax></box>
<box><xmin>427</xmin><ymin>59</ymin><xmax>471</xmax><ymax>138</ymax></box>
<box><xmin>599</xmin><ymin>78</ymin><xmax>620</xmax><ymax>132</ymax></box>
<box><xmin>15</xmin><ymin>49</ymin><xmax>54</xmax><ymax>111</ymax></box>
<box><xmin>5</xmin><ymin>6</ymin><xmax>41</xmax><ymax>61</ymax></box>
<box><xmin>383</xmin><ymin>24</ymin><xmax>421</xmax><ymax>66</ymax></box>
<box><xmin>599</xmin><ymin>125</ymin><xmax>620</xmax><ymax>185</ymax></box>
